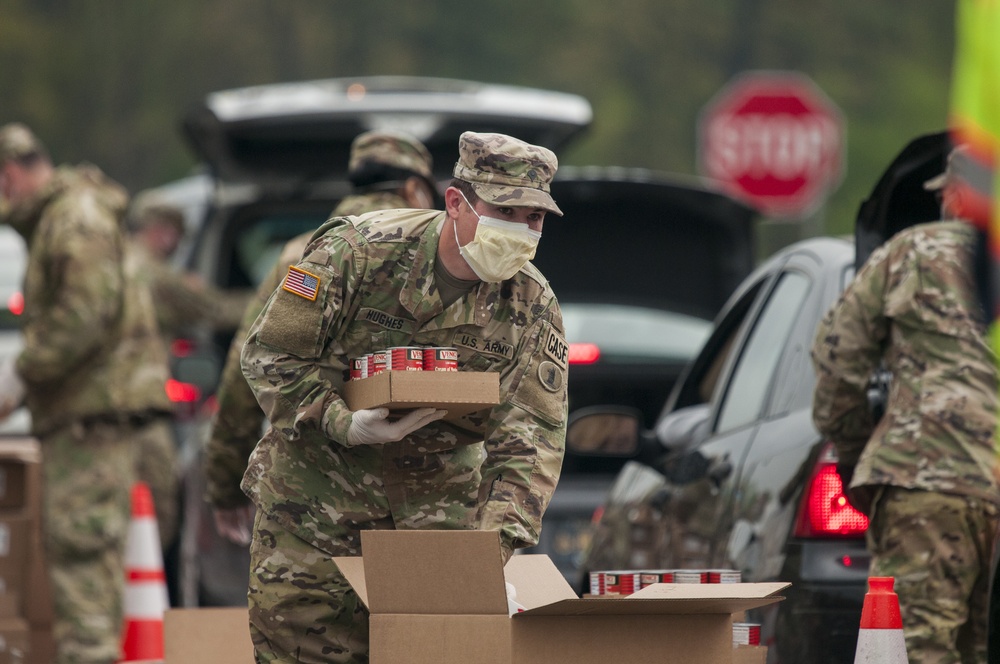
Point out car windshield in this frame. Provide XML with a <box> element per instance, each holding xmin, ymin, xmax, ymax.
<box><xmin>561</xmin><ymin>303</ymin><xmax>711</xmax><ymax>363</ymax></box>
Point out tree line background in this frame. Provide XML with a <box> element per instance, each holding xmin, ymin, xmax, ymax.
<box><xmin>0</xmin><ymin>0</ymin><xmax>956</xmax><ymax>244</ymax></box>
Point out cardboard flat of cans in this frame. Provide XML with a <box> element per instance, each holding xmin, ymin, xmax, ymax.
<box><xmin>334</xmin><ymin>530</ymin><xmax>786</xmax><ymax>664</ymax></box>
<box><xmin>341</xmin><ymin>371</ymin><xmax>500</xmax><ymax>420</ymax></box>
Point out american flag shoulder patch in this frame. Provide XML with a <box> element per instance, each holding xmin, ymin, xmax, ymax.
<box><xmin>282</xmin><ymin>265</ymin><xmax>321</xmax><ymax>301</ymax></box>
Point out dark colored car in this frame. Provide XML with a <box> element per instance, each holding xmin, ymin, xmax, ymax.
<box><xmin>572</xmin><ymin>131</ymin><xmax>950</xmax><ymax>664</ymax></box>
<box><xmin>151</xmin><ymin>75</ymin><xmax>758</xmax><ymax>603</ymax></box>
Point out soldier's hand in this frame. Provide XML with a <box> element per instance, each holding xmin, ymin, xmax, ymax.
<box><xmin>213</xmin><ymin>505</ymin><xmax>254</xmax><ymax>546</ymax></box>
<box><xmin>347</xmin><ymin>407</ymin><xmax>447</xmax><ymax>446</ymax></box>
<box><xmin>0</xmin><ymin>358</ymin><xmax>26</xmax><ymax>420</ymax></box>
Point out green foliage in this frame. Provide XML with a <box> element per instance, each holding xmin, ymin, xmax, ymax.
<box><xmin>0</xmin><ymin>0</ymin><xmax>957</xmax><ymax>240</ymax></box>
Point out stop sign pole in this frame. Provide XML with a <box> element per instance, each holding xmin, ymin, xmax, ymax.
<box><xmin>698</xmin><ymin>71</ymin><xmax>845</xmax><ymax>219</ymax></box>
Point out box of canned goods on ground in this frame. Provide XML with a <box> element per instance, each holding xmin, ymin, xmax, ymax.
<box><xmin>334</xmin><ymin>530</ymin><xmax>786</xmax><ymax>664</ymax></box>
<box><xmin>342</xmin><ymin>347</ymin><xmax>499</xmax><ymax>420</ymax></box>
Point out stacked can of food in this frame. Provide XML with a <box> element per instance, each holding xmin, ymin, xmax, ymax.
<box><xmin>706</xmin><ymin>569</ymin><xmax>741</xmax><ymax>583</ymax></box>
<box><xmin>423</xmin><ymin>347</ymin><xmax>458</xmax><ymax>371</ymax></box>
<box><xmin>638</xmin><ymin>570</ymin><xmax>674</xmax><ymax>589</ymax></box>
<box><xmin>732</xmin><ymin>623</ymin><xmax>761</xmax><ymax>646</ymax></box>
<box><xmin>348</xmin><ymin>346</ymin><xmax>460</xmax><ymax>379</ymax></box>
<box><xmin>388</xmin><ymin>346</ymin><xmax>424</xmax><ymax>371</ymax></box>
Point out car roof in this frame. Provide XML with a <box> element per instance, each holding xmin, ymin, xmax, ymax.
<box><xmin>538</xmin><ymin>167</ymin><xmax>758</xmax><ymax>320</ymax></box>
<box><xmin>182</xmin><ymin>75</ymin><xmax>593</xmax><ymax>185</ymax></box>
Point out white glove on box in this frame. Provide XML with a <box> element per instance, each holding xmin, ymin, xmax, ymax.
<box><xmin>346</xmin><ymin>407</ymin><xmax>447</xmax><ymax>446</ymax></box>
<box><xmin>0</xmin><ymin>358</ymin><xmax>26</xmax><ymax>420</ymax></box>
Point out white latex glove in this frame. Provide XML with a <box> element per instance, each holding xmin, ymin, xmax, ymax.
<box><xmin>213</xmin><ymin>505</ymin><xmax>254</xmax><ymax>546</ymax></box>
<box><xmin>506</xmin><ymin>581</ymin><xmax>526</xmax><ymax>615</ymax></box>
<box><xmin>0</xmin><ymin>358</ymin><xmax>26</xmax><ymax>420</ymax></box>
<box><xmin>347</xmin><ymin>407</ymin><xmax>447</xmax><ymax>446</ymax></box>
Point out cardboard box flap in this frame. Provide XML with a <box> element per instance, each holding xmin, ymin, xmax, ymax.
<box><xmin>335</xmin><ymin>557</ymin><xmax>370</xmax><ymax>609</ymax></box>
<box><xmin>629</xmin><ymin>581</ymin><xmax>789</xmax><ymax>600</ymax></box>
<box><xmin>359</xmin><ymin>530</ymin><xmax>508</xmax><ymax>615</ymax></box>
<box><xmin>0</xmin><ymin>438</ymin><xmax>41</xmax><ymax>464</ymax></box>
<box><xmin>503</xmin><ymin>555</ymin><xmax>577</xmax><ymax>609</ymax></box>
<box><xmin>518</xmin><ymin>582</ymin><xmax>789</xmax><ymax>618</ymax></box>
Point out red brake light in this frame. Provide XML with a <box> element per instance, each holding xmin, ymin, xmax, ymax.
<box><xmin>7</xmin><ymin>292</ymin><xmax>23</xmax><ymax>316</ymax></box>
<box><xmin>569</xmin><ymin>343</ymin><xmax>601</xmax><ymax>365</ymax></box>
<box><xmin>165</xmin><ymin>378</ymin><xmax>201</xmax><ymax>404</ymax></box>
<box><xmin>170</xmin><ymin>338</ymin><xmax>196</xmax><ymax>358</ymax></box>
<box><xmin>793</xmin><ymin>442</ymin><xmax>869</xmax><ymax>538</ymax></box>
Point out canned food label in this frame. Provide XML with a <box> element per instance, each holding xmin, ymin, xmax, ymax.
<box><xmin>359</xmin><ymin>307</ymin><xmax>409</xmax><ymax>332</ymax></box>
<box><xmin>454</xmin><ymin>334</ymin><xmax>514</xmax><ymax>361</ymax></box>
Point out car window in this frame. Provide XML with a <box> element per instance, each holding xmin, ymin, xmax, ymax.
<box><xmin>715</xmin><ymin>270</ymin><xmax>811</xmax><ymax>433</ymax></box>
<box><xmin>226</xmin><ymin>209</ymin><xmax>331</xmax><ymax>289</ymax></box>
<box><xmin>561</xmin><ymin>303</ymin><xmax>711</xmax><ymax>363</ymax></box>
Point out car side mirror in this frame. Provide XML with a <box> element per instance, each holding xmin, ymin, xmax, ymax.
<box><xmin>653</xmin><ymin>403</ymin><xmax>712</xmax><ymax>453</ymax></box>
<box><xmin>566</xmin><ymin>407</ymin><xmax>642</xmax><ymax>457</ymax></box>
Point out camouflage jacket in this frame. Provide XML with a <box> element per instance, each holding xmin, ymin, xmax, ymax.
<box><xmin>811</xmin><ymin>221</ymin><xmax>999</xmax><ymax>505</ymax></box>
<box><xmin>204</xmin><ymin>191</ymin><xmax>409</xmax><ymax>508</ymax></box>
<box><xmin>127</xmin><ymin>241</ymin><xmax>250</xmax><ymax>337</ymax></box>
<box><xmin>240</xmin><ymin>208</ymin><xmax>568</xmax><ymax>555</ymax></box>
<box><xmin>3</xmin><ymin>165</ymin><xmax>171</xmax><ymax>435</ymax></box>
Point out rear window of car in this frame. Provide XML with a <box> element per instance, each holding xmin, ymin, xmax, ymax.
<box><xmin>561</xmin><ymin>303</ymin><xmax>711</xmax><ymax>363</ymax></box>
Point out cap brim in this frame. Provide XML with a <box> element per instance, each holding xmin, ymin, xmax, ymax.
<box><xmin>923</xmin><ymin>173</ymin><xmax>947</xmax><ymax>191</ymax></box>
<box><xmin>471</xmin><ymin>182</ymin><xmax>563</xmax><ymax>216</ymax></box>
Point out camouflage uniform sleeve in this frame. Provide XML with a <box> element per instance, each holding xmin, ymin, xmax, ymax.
<box><xmin>477</xmin><ymin>301</ymin><xmax>568</xmax><ymax>558</ymax></box>
<box><xmin>17</xmin><ymin>197</ymin><xmax>124</xmax><ymax>384</ymax></box>
<box><xmin>810</xmin><ymin>242</ymin><xmax>894</xmax><ymax>466</ymax></box>
<box><xmin>204</xmin><ymin>239</ymin><xmax>308</xmax><ymax>507</ymax></box>
<box><xmin>240</xmin><ymin>232</ymin><xmax>364</xmax><ymax>448</ymax></box>
<box><xmin>149</xmin><ymin>264</ymin><xmax>251</xmax><ymax>336</ymax></box>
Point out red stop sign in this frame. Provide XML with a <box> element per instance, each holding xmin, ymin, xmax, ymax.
<box><xmin>698</xmin><ymin>71</ymin><xmax>845</xmax><ymax>219</ymax></box>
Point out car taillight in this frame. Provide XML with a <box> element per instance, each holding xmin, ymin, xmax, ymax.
<box><xmin>170</xmin><ymin>338</ymin><xmax>197</xmax><ymax>358</ymax></box>
<box><xmin>569</xmin><ymin>343</ymin><xmax>600</xmax><ymax>365</ymax></box>
<box><xmin>7</xmin><ymin>292</ymin><xmax>23</xmax><ymax>316</ymax></box>
<box><xmin>165</xmin><ymin>378</ymin><xmax>201</xmax><ymax>404</ymax></box>
<box><xmin>793</xmin><ymin>441</ymin><xmax>869</xmax><ymax>538</ymax></box>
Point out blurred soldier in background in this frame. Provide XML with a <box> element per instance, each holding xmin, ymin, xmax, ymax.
<box><xmin>811</xmin><ymin>148</ymin><xmax>999</xmax><ymax>664</ymax></box>
<box><xmin>0</xmin><ymin>122</ymin><xmax>175</xmax><ymax>664</ymax></box>
<box><xmin>204</xmin><ymin>129</ymin><xmax>437</xmax><ymax>546</ymax></box>
<box><xmin>126</xmin><ymin>197</ymin><xmax>249</xmax><ymax>338</ymax></box>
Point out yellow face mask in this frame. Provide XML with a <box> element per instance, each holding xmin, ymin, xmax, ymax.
<box><xmin>455</xmin><ymin>193</ymin><xmax>541</xmax><ymax>282</ymax></box>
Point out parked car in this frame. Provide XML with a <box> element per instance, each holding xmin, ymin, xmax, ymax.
<box><xmin>0</xmin><ymin>226</ymin><xmax>30</xmax><ymax>436</ymax></box>
<box><xmin>572</xmin><ymin>131</ymin><xmax>950</xmax><ymax>664</ymax></box>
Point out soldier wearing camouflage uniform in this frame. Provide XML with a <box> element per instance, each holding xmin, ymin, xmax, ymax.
<box><xmin>0</xmin><ymin>123</ymin><xmax>174</xmax><ymax>664</ymax></box>
<box><xmin>205</xmin><ymin>130</ymin><xmax>437</xmax><ymax>546</ymax></box>
<box><xmin>240</xmin><ymin>132</ymin><xmax>568</xmax><ymax>663</ymax></box>
<box><xmin>811</xmin><ymin>152</ymin><xmax>999</xmax><ymax>664</ymax></box>
<box><xmin>126</xmin><ymin>199</ymin><xmax>250</xmax><ymax>338</ymax></box>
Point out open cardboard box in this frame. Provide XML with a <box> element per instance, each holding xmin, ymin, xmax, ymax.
<box><xmin>341</xmin><ymin>371</ymin><xmax>500</xmax><ymax>419</ymax></box>
<box><xmin>335</xmin><ymin>530</ymin><xmax>787</xmax><ymax>664</ymax></box>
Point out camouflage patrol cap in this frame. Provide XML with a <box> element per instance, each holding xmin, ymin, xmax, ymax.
<box><xmin>0</xmin><ymin>123</ymin><xmax>45</xmax><ymax>164</ymax></box>
<box><xmin>924</xmin><ymin>144</ymin><xmax>972</xmax><ymax>191</ymax></box>
<box><xmin>453</xmin><ymin>131</ymin><xmax>562</xmax><ymax>216</ymax></box>
<box><xmin>348</xmin><ymin>130</ymin><xmax>433</xmax><ymax>180</ymax></box>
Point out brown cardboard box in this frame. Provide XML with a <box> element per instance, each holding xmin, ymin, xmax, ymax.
<box><xmin>341</xmin><ymin>371</ymin><xmax>500</xmax><ymax>419</ymax></box>
<box><xmin>334</xmin><ymin>530</ymin><xmax>786</xmax><ymax>664</ymax></box>
<box><xmin>164</xmin><ymin>608</ymin><xmax>254</xmax><ymax>664</ymax></box>
<box><xmin>26</xmin><ymin>627</ymin><xmax>54</xmax><ymax>664</ymax></box>
<box><xmin>0</xmin><ymin>617</ymin><xmax>29</xmax><ymax>664</ymax></box>
<box><xmin>0</xmin><ymin>518</ymin><xmax>29</xmax><ymax>597</ymax></box>
<box><xmin>0</xmin><ymin>440</ymin><xmax>41</xmax><ymax>513</ymax></box>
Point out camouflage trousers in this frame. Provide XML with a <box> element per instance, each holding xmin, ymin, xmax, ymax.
<box><xmin>867</xmin><ymin>486</ymin><xmax>999</xmax><ymax>664</ymax></box>
<box><xmin>39</xmin><ymin>419</ymin><xmax>139</xmax><ymax>664</ymax></box>
<box><xmin>133</xmin><ymin>416</ymin><xmax>179</xmax><ymax>550</ymax></box>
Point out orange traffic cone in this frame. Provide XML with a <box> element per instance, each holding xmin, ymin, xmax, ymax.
<box><xmin>853</xmin><ymin>576</ymin><xmax>908</xmax><ymax>664</ymax></box>
<box><xmin>119</xmin><ymin>482</ymin><xmax>169</xmax><ymax>663</ymax></box>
